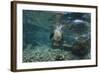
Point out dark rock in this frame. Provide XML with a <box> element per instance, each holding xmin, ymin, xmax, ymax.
<box><xmin>55</xmin><ymin>54</ymin><xmax>65</xmax><ymax>61</ymax></box>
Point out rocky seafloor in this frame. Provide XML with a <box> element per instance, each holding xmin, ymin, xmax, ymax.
<box><xmin>23</xmin><ymin>44</ymin><xmax>90</xmax><ymax>62</ymax></box>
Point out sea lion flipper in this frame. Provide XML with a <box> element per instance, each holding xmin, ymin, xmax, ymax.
<box><xmin>50</xmin><ymin>33</ymin><xmax>54</xmax><ymax>39</ymax></box>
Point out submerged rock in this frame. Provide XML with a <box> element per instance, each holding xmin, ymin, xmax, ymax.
<box><xmin>71</xmin><ymin>36</ymin><xmax>90</xmax><ymax>58</ymax></box>
<box><xmin>55</xmin><ymin>54</ymin><xmax>65</xmax><ymax>61</ymax></box>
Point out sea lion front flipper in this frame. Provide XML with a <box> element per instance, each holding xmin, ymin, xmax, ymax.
<box><xmin>50</xmin><ymin>33</ymin><xmax>54</xmax><ymax>40</ymax></box>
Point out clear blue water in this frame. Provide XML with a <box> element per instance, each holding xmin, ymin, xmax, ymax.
<box><xmin>23</xmin><ymin>10</ymin><xmax>91</xmax><ymax>62</ymax></box>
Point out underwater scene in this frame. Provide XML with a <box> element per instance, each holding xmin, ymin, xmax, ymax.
<box><xmin>23</xmin><ymin>10</ymin><xmax>91</xmax><ymax>62</ymax></box>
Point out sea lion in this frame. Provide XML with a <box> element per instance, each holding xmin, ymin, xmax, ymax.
<box><xmin>50</xmin><ymin>25</ymin><xmax>64</xmax><ymax>47</ymax></box>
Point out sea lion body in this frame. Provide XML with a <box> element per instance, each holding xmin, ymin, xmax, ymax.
<box><xmin>50</xmin><ymin>25</ymin><xmax>64</xmax><ymax>47</ymax></box>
